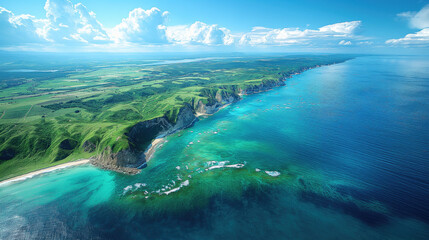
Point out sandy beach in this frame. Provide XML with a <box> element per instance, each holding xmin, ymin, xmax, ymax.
<box><xmin>144</xmin><ymin>138</ymin><xmax>166</xmax><ymax>161</ymax></box>
<box><xmin>0</xmin><ymin>159</ymin><xmax>90</xmax><ymax>186</ymax></box>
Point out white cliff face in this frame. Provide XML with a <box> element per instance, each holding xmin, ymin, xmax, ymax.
<box><xmin>170</xmin><ymin>104</ymin><xmax>198</xmax><ymax>133</ymax></box>
<box><xmin>196</xmin><ymin>90</ymin><xmax>240</xmax><ymax>115</ymax></box>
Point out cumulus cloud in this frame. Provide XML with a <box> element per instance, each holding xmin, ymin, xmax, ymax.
<box><xmin>0</xmin><ymin>0</ymin><xmax>110</xmax><ymax>46</ymax></box>
<box><xmin>0</xmin><ymin>0</ymin><xmax>366</xmax><ymax>49</ymax></box>
<box><xmin>109</xmin><ymin>7</ymin><xmax>168</xmax><ymax>44</ymax></box>
<box><xmin>41</xmin><ymin>0</ymin><xmax>110</xmax><ymax>43</ymax></box>
<box><xmin>386</xmin><ymin>28</ymin><xmax>429</xmax><ymax>45</ymax></box>
<box><xmin>166</xmin><ymin>21</ymin><xmax>234</xmax><ymax>45</ymax></box>
<box><xmin>0</xmin><ymin>7</ymin><xmax>45</xmax><ymax>45</ymax></box>
<box><xmin>239</xmin><ymin>21</ymin><xmax>361</xmax><ymax>46</ymax></box>
<box><xmin>387</xmin><ymin>5</ymin><xmax>429</xmax><ymax>46</ymax></box>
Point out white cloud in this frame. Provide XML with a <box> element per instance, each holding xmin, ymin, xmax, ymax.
<box><xmin>41</xmin><ymin>0</ymin><xmax>110</xmax><ymax>43</ymax></box>
<box><xmin>386</xmin><ymin>28</ymin><xmax>429</xmax><ymax>45</ymax></box>
<box><xmin>0</xmin><ymin>0</ymin><xmax>110</xmax><ymax>46</ymax></box>
<box><xmin>0</xmin><ymin>0</ymin><xmax>366</xmax><ymax>50</ymax></box>
<box><xmin>398</xmin><ymin>4</ymin><xmax>429</xmax><ymax>29</ymax></box>
<box><xmin>339</xmin><ymin>40</ymin><xmax>352</xmax><ymax>45</ymax></box>
<box><xmin>387</xmin><ymin>5</ymin><xmax>429</xmax><ymax>46</ymax></box>
<box><xmin>0</xmin><ymin>7</ymin><xmax>45</xmax><ymax>45</ymax></box>
<box><xmin>166</xmin><ymin>21</ymin><xmax>233</xmax><ymax>45</ymax></box>
<box><xmin>239</xmin><ymin>21</ymin><xmax>361</xmax><ymax>46</ymax></box>
<box><xmin>109</xmin><ymin>7</ymin><xmax>168</xmax><ymax>44</ymax></box>
<box><xmin>319</xmin><ymin>21</ymin><xmax>361</xmax><ymax>35</ymax></box>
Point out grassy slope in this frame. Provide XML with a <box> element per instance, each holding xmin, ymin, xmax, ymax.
<box><xmin>0</xmin><ymin>55</ymin><xmax>352</xmax><ymax>180</ymax></box>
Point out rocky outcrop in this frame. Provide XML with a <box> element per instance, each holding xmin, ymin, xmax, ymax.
<box><xmin>82</xmin><ymin>140</ymin><xmax>96</xmax><ymax>152</ymax></box>
<box><xmin>239</xmin><ymin>78</ymin><xmax>286</xmax><ymax>95</ymax></box>
<box><xmin>169</xmin><ymin>104</ymin><xmax>198</xmax><ymax>134</ymax></box>
<box><xmin>196</xmin><ymin>89</ymin><xmax>240</xmax><ymax>115</ymax></box>
<box><xmin>91</xmin><ymin>104</ymin><xmax>198</xmax><ymax>173</ymax></box>
<box><xmin>90</xmin><ymin>147</ymin><xmax>141</xmax><ymax>175</ymax></box>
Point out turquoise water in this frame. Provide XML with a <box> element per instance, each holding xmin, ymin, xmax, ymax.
<box><xmin>1</xmin><ymin>56</ymin><xmax>428</xmax><ymax>239</ymax></box>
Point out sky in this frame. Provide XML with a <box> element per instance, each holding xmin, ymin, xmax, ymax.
<box><xmin>0</xmin><ymin>0</ymin><xmax>428</xmax><ymax>53</ymax></box>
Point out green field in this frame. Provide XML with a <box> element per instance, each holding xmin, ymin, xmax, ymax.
<box><xmin>0</xmin><ymin>54</ymin><xmax>353</xmax><ymax>180</ymax></box>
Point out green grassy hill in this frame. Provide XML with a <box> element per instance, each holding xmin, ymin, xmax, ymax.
<box><xmin>0</xmin><ymin>55</ymin><xmax>353</xmax><ymax>180</ymax></box>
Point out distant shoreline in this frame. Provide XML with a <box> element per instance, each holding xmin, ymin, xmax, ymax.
<box><xmin>0</xmin><ymin>159</ymin><xmax>90</xmax><ymax>186</ymax></box>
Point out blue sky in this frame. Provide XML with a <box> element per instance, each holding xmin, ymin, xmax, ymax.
<box><xmin>1</xmin><ymin>0</ymin><xmax>428</xmax><ymax>53</ymax></box>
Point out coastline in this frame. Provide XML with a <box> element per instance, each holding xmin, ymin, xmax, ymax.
<box><xmin>144</xmin><ymin>138</ymin><xmax>166</xmax><ymax>162</ymax></box>
<box><xmin>0</xmin><ymin>61</ymin><xmax>347</xmax><ymax>184</ymax></box>
<box><xmin>140</xmin><ymin>62</ymin><xmax>344</xmax><ymax>166</ymax></box>
<box><xmin>195</xmin><ymin>103</ymin><xmax>232</xmax><ymax>117</ymax></box>
<box><xmin>0</xmin><ymin>159</ymin><xmax>90</xmax><ymax>186</ymax></box>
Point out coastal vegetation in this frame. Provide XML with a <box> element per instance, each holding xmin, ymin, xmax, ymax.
<box><xmin>0</xmin><ymin>55</ymin><xmax>352</xmax><ymax>180</ymax></box>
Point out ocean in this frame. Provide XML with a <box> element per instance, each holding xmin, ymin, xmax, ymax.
<box><xmin>1</xmin><ymin>55</ymin><xmax>428</xmax><ymax>239</ymax></box>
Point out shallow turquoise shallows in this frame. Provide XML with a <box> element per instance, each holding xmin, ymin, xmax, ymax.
<box><xmin>1</xmin><ymin>56</ymin><xmax>428</xmax><ymax>240</ymax></box>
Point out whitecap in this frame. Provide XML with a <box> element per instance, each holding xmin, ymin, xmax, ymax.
<box><xmin>206</xmin><ymin>161</ymin><xmax>245</xmax><ymax>170</ymax></box>
<box><xmin>134</xmin><ymin>183</ymin><xmax>146</xmax><ymax>189</ymax></box>
<box><xmin>182</xmin><ymin>180</ymin><xmax>190</xmax><ymax>186</ymax></box>
<box><xmin>163</xmin><ymin>180</ymin><xmax>190</xmax><ymax>195</ymax></box>
<box><xmin>123</xmin><ymin>185</ymin><xmax>133</xmax><ymax>194</ymax></box>
<box><xmin>265</xmin><ymin>171</ymin><xmax>281</xmax><ymax>177</ymax></box>
<box><xmin>227</xmin><ymin>164</ymin><xmax>245</xmax><ymax>168</ymax></box>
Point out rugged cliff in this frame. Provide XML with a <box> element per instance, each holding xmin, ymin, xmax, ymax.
<box><xmin>91</xmin><ymin>104</ymin><xmax>197</xmax><ymax>173</ymax></box>
<box><xmin>196</xmin><ymin>88</ymin><xmax>241</xmax><ymax>115</ymax></box>
<box><xmin>239</xmin><ymin>78</ymin><xmax>286</xmax><ymax>95</ymax></box>
<box><xmin>92</xmin><ymin>72</ymin><xmax>302</xmax><ymax>174</ymax></box>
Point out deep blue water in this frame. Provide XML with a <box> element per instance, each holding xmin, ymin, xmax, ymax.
<box><xmin>0</xmin><ymin>56</ymin><xmax>428</xmax><ymax>239</ymax></box>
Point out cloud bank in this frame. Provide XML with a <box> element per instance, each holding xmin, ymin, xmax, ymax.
<box><xmin>0</xmin><ymin>0</ymin><xmax>365</xmax><ymax>50</ymax></box>
<box><xmin>239</xmin><ymin>21</ymin><xmax>361</xmax><ymax>46</ymax></box>
<box><xmin>387</xmin><ymin>4</ymin><xmax>429</xmax><ymax>46</ymax></box>
<box><xmin>7</xmin><ymin>0</ymin><xmax>418</xmax><ymax>51</ymax></box>
<box><xmin>166</xmin><ymin>21</ymin><xmax>234</xmax><ymax>45</ymax></box>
